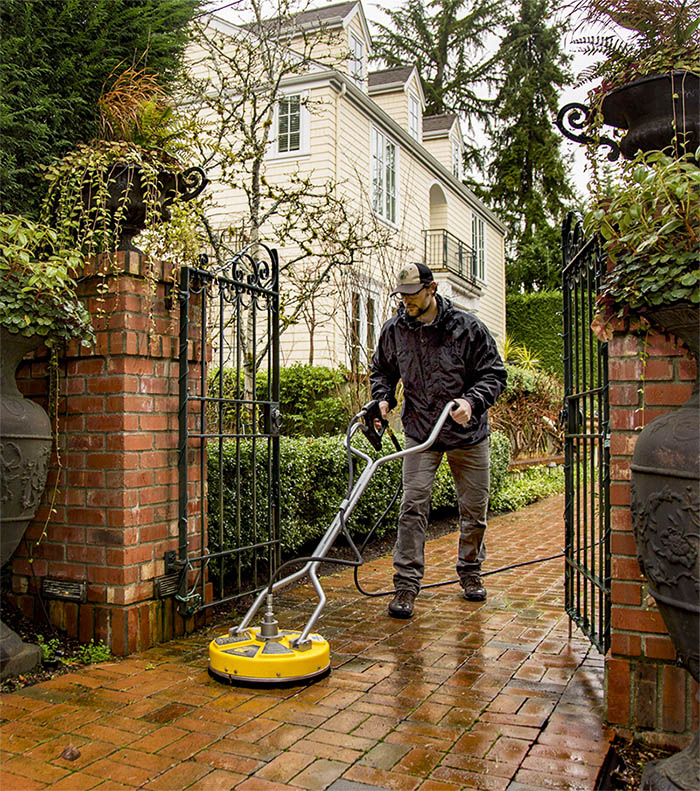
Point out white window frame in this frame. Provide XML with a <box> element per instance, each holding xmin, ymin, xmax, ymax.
<box><xmin>472</xmin><ymin>214</ymin><xmax>486</xmax><ymax>282</ymax></box>
<box><xmin>451</xmin><ymin>136</ymin><xmax>462</xmax><ymax>179</ymax></box>
<box><xmin>408</xmin><ymin>92</ymin><xmax>421</xmax><ymax>142</ymax></box>
<box><xmin>349</xmin><ymin>33</ymin><xmax>365</xmax><ymax>84</ymax></box>
<box><xmin>268</xmin><ymin>91</ymin><xmax>310</xmax><ymax>159</ymax></box>
<box><xmin>371</xmin><ymin>127</ymin><xmax>398</xmax><ymax>225</ymax></box>
<box><xmin>348</xmin><ymin>286</ymin><xmax>381</xmax><ymax>370</ymax></box>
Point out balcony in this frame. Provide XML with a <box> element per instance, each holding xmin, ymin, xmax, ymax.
<box><xmin>423</xmin><ymin>229</ymin><xmax>481</xmax><ymax>292</ymax></box>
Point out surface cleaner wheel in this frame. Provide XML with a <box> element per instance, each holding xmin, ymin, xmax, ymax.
<box><xmin>208</xmin><ymin>627</ymin><xmax>330</xmax><ymax>685</ymax></box>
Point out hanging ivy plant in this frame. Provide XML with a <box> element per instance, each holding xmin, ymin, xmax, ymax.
<box><xmin>585</xmin><ymin>147</ymin><xmax>700</xmax><ymax>340</ymax></box>
<box><xmin>0</xmin><ymin>213</ymin><xmax>94</xmax><ymax>346</ymax></box>
<box><xmin>39</xmin><ymin>65</ymin><xmax>207</xmax><ymax>263</ymax></box>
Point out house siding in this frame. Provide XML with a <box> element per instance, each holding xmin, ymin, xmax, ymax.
<box><xmin>193</xmin><ymin>3</ymin><xmax>506</xmax><ymax>366</ymax></box>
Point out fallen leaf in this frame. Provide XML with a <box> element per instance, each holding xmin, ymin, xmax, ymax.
<box><xmin>60</xmin><ymin>744</ymin><xmax>81</xmax><ymax>761</ymax></box>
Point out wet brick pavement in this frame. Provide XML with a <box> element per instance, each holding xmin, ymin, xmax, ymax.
<box><xmin>0</xmin><ymin>494</ymin><xmax>612</xmax><ymax>790</ymax></box>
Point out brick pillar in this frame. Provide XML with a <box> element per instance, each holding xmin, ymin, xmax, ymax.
<box><xmin>607</xmin><ymin>327</ymin><xmax>699</xmax><ymax>749</ymax></box>
<box><xmin>11</xmin><ymin>252</ymin><xmax>207</xmax><ymax>655</ymax></box>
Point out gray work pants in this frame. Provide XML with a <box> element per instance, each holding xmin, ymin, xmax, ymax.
<box><xmin>393</xmin><ymin>437</ymin><xmax>490</xmax><ymax>594</ymax></box>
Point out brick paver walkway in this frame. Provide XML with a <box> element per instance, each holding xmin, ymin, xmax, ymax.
<box><xmin>1</xmin><ymin>494</ymin><xmax>612</xmax><ymax>790</ymax></box>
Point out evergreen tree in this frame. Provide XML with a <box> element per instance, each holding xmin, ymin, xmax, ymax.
<box><xmin>0</xmin><ymin>0</ymin><xmax>202</xmax><ymax>218</ymax></box>
<box><xmin>487</xmin><ymin>0</ymin><xmax>574</xmax><ymax>292</ymax></box>
<box><xmin>372</xmin><ymin>0</ymin><xmax>503</xmax><ymax>171</ymax></box>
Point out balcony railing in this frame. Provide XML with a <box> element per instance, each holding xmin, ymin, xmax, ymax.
<box><xmin>423</xmin><ymin>229</ymin><xmax>480</xmax><ymax>291</ymax></box>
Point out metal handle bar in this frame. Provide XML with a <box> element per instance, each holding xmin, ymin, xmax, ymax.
<box><xmin>233</xmin><ymin>401</ymin><xmax>458</xmax><ymax>643</ymax></box>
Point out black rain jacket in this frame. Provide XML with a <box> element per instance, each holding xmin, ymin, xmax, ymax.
<box><xmin>370</xmin><ymin>294</ymin><xmax>507</xmax><ymax>450</ymax></box>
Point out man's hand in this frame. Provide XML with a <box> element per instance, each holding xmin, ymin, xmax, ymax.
<box><xmin>450</xmin><ymin>397</ymin><xmax>472</xmax><ymax>425</ymax></box>
<box><xmin>374</xmin><ymin>400</ymin><xmax>390</xmax><ymax>430</ymax></box>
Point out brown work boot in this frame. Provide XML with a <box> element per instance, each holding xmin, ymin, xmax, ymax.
<box><xmin>462</xmin><ymin>572</ymin><xmax>486</xmax><ymax>602</ymax></box>
<box><xmin>388</xmin><ymin>589</ymin><xmax>416</xmax><ymax>618</ymax></box>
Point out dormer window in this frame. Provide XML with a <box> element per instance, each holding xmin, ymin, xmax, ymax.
<box><xmin>408</xmin><ymin>93</ymin><xmax>421</xmax><ymax>141</ymax></box>
<box><xmin>349</xmin><ymin>33</ymin><xmax>365</xmax><ymax>84</ymax></box>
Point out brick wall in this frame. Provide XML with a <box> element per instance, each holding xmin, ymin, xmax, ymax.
<box><xmin>10</xmin><ymin>252</ymin><xmax>208</xmax><ymax>655</ymax></box>
<box><xmin>607</xmin><ymin>327</ymin><xmax>699</xmax><ymax>749</ymax></box>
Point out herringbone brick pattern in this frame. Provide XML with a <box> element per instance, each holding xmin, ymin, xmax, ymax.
<box><xmin>1</xmin><ymin>494</ymin><xmax>611</xmax><ymax>790</ymax></box>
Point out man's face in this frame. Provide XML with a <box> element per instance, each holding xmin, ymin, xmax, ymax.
<box><xmin>400</xmin><ymin>284</ymin><xmax>434</xmax><ymax>318</ymax></box>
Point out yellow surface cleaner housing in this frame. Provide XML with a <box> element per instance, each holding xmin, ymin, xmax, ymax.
<box><xmin>208</xmin><ymin>401</ymin><xmax>458</xmax><ymax>687</ymax></box>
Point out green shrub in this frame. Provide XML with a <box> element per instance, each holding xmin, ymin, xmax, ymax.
<box><xmin>506</xmin><ymin>291</ymin><xmax>563</xmax><ymax>376</ymax></box>
<box><xmin>489</xmin><ymin>465</ymin><xmax>565</xmax><ymax>513</ymax></box>
<box><xmin>206</xmin><ymin>364</ymin><xmax>350</xmax><ymax>437</ymax></box>
<box><xmin>491</xmin><ymin>364</ymin><xmax>563</xmax><ymax>459</ymax></box>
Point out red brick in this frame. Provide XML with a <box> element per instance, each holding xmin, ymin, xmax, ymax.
<box><xmin>86</xmin><ymin>453</ymin><xmax>138</xmax><ymax>470</ymax></box>
<box><xmin>610</xmin><ymin>509</ymin><xmax>633</xmax><ymax>531</ymax></box>
<box><xmin>611</xmin><ymin>556</ymin><xmax>642</xmax><ymax>581</ymax></box>
<box><xmin>611</xmin><ymin>533</ymin><xmax>638</xmax><ymax>557</ymax></box>
<box><xmin>106</xmin><ymin>434</ymin><xmax>154</xmax><ymax>451</ymax></box>
<box><xmin>611</xmin><ymin>607</ymin><xmax>665</xmax><ymax>633</ymax></box>
<box><xmin>67</xmin><ymin>545</ymin><xmax>106</xmax><ymax>564</ymax></box>
<box><xmin>643</xmin><ymin>358</ymin><xmax>674</xmax><ymax>380</ymax></box>
<box><xmin>643</xmin><ymin>383</ymin><xmax>694</xmax><ymax>406</ymax></box>
<box><xmin>87</xmin><ymin>376</ymin><xmax>139</xmax><ymax>394</ymax></box>
<box><xmin>609</xmin><ymin>359</ymin><xmax>643</xmax><ymax>381</ymax></box>
<box><xmin>611</xmin><ymin>581</ymin><xmax>642</xmax><ymax>606</ymax></box>
<box><xmin>610</xmin><ymin>409</ymin><xmax>643</xmax><ymax>431</ymax></box>
<box><xmin>678</xmin><ymin>357</ymin><xmax>698</xmax><ymax>382</ymax></box>
<box><xmin>609</xmin><ymin>384</ymin><xmax>639</xmax><ymax>406</ymax></box>
<box><xmin>106</xmin><ymin>545</ymin><xmax>154</xmax><ymax>566</ymax></box>
<box><xmin>644</xmin><ymin>636</ymin><xmax>677</xmax><ymax>661</ymax></box>
<box><xmin>610</xmin><ymin>632</ymin><xmax>642</xmax><ymax>657</ymax></box>
<box><xmin>87</xmin><ymin>566</ymin><xmax>138</xmax><ymax>585</ymax></box>
<box><xmin>662</xmin><ymin>666</ymin><xmax>687</xmax><ymax>732</ymax></box>
<box><xmin>606</xmin><ymin>658</ymin><xmax>631</xmax><ymax>725</ymax></box>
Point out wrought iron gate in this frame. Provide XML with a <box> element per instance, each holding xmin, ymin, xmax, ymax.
<box><xmin>561</xmin><ymin>213</ymin><xmax>611</xmax><ymax>654</ymax></box>
<box><xmin>172</xmin><ymin>245</ymin><xmax>280</xmax><ymax>615</ymax></box>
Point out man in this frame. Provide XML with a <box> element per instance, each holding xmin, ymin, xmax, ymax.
<box><xmin>370</xmin><ymin>263</ymin><xmax>507</xmax><ymax>618</ymax></box>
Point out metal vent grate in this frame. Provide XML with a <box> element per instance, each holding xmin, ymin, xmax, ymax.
<box><xmin>42</xmin><ymin>578</ymin><xmax>87</xmax><ymax>603</ymax></box>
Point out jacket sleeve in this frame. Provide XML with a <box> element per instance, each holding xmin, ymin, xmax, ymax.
<box><xmin>370</xmin><ymin>324</ymin><xmax>399</xmax><ymax>410</ymax></box>
<box><xmin>462</xmin><ymin>320</ymin><xmax>507</xmax><ymax>420</ymax></box>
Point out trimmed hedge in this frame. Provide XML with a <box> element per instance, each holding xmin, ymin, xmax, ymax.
<box><xmin>207</xmin><ymin>430</ymin><xmax>512</xmax><ymax>568</ymax></box>
<box><xmin>489</xmin><ymin>464</ymin><xmax>565</xmax><ymax>513</ymax></box>
<box><xmin>207</xmin><ymin>363</ymin><xmax>350</xmax><ymax>437</ymax></box>
<box><xmin>506</xmin><ymin>291</ymin><xmax>563</xmax><ymax>376</ymax></box>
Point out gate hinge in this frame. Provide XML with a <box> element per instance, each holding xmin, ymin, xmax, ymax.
<box><xmin>164</xmin><ymin>550</ymin><xmax>186</xmax><ymax>575</ymax></box>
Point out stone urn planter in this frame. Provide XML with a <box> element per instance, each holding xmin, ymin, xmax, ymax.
<box><xmin>0</xmin><ymin>328</ymin><xmax>51</xmax><ymax>678</ymax></box>
<box><xmin>601</xmin><ymin>71</ymin><xmax>699</xmax><ymax>160</ymax></box>
<box><xmin>630</xmin><ymin>302</ymin><xmax>699</xmax><ymax>790</ymax></box>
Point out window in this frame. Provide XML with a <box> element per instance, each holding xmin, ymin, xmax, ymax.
<box><xmin>408</xmin><ymin>93</ymin><xmax>421</xmax><ymax>141</ymax></box>
<box><xmin>371</xmin><ymin>128</ymin><xmax>397</xmax><ymax>224</ymax></box>
<box><xmin>452</xmin><ymin>137</ymin><xmax>461</xmax><ymax>179</ymax></box>
<box><xmin>277</xmin><ymin>94</ymin><xmax>301</xmax><ymax>153</ymax></box>
<box><xmin>349</xmin><ymin>33</ymin><xmax>365</xmax><ymax>83</ymax></box>
<box><xmin>349</xmin><ymin>290</ymin><xmax>379</xmax><ymax>371</ymax></box>
<box><xmin>472</xmin><ymin>215</ymin><xmax>485</xmax><ymax>281</ymax></box>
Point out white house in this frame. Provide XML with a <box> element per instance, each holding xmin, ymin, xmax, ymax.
<box><xmin>192</xmin><ymin>0</ymin><xmax>506</xmax><ymax>368</ymax></box>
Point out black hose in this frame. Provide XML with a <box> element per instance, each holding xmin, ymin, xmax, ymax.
<box><xmin>265</xmin><ymin>412</ymin><xmax>574</xmax><ymax>606</ymax></box>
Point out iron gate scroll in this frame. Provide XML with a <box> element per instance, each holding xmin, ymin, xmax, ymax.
<box><xmin>173</xmin><ymin>245</ymin><xmax>281</xmax><ymax>615</ymax></box>
<box><xmin>561</xmin><ymin>213</ymin><xmax>611</xmax><ymax>654</ymax></box>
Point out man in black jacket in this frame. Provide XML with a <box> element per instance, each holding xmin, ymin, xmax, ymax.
<box><xmin>370</xmin><ymin>263</ymin><xmax>507</xmax><ymax>618</ymax></box>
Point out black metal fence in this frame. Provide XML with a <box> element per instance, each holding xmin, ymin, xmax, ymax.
<box><xmin>174</xmin><ymin>245</ymin><xmax>280</xmax><ymax>615</ymax></box>
<box><xmin>561</xmin><ymin>213</ymin><xmax>611</xmax><ymax>654</ymax></box>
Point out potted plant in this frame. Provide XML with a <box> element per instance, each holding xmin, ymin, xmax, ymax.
<box><xmin>558</xmin><ymin>0</ymin><xmax>699</xmax><ymax>160</ymax></box>
<box><xmin>0</xmin><ymin>213</ymin><xmax>93</xmax><ymax>679</ymax></box>
<box><xmin>40</xmin><ymin>65</ymin><xmax>208</xmax><ymax>259</ymax></box>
